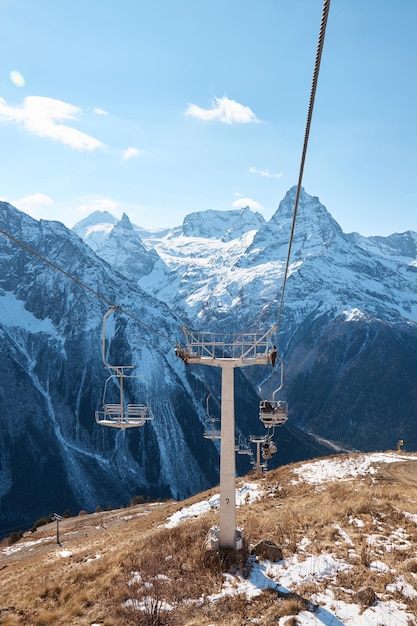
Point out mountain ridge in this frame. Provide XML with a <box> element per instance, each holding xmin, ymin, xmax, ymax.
<box><xmin>0</xmin><ymin>194</ymin><xmax>336</xmax><ymax>536</ymax></box>
<box><xmin>72</xmin><ymin>186</ymin><xmax>417</xmax><ymax>453</ymax></box>
<box><xmin>1</xmin><ymin>185</ymin><xmax>417</xmax><ymax>535</ymax></box>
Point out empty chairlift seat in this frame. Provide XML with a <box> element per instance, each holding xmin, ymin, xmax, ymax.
<box><xmin>95</xmin><ymin>307</ymin><xmax>156</xmax><ymax>430</ymax></box>
<box><xmin>235</xmin><ymin>435</ymin><xmax>253</xmax><ymax>455</ymax></box>
<box><xmin>126</xmin><ymin>403</ymin><xmax>148</xmax><ymax>426</ymax></box>
<box><xmin>95</xmin><ymin>402</ymin><xmax>151</xmax><ymax>429</ymax></box>
<box><xmin>203</xmin><ymin>418</ymin><xmax>221</xmax><ymax>440</ymax></box>
<box><xmin>203</xmin><ymin>394</ymin><xmax>221</xmax><ymax>440</ymax></box>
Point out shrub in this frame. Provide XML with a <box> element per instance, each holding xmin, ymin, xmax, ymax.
<box><xmin>130</xmin><ymin>495</ymin><xmax>145</xmax><ymax>506</ymax></box>
<box><xmin>31</xmin><ymin>514</ymin><xmax>53</xmax><ymax>533</ymax></box>
<box><xmin>8</xmin><ymin>530</ymin><xmax>23</xmax><ymax>545</ymax></box>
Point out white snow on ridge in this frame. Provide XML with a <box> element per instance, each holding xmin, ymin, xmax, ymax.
<box><xmin>2</xmin><ymin>537</ymin><xmax>50</xmax><ymax>555</ymax></box>
<box><xmin>164</xmin><ymin>482</ymin><xmax>262</xmax><ymax>529</ymax></box>
<box><xmin>164</xmin><ymin>500</ymin><xmax>212</xmax><ymax>529</ymax></box>
<box><xmin>343</xmin><ymin>307</ymin><xmax>366</xmax><ymax>321</ymax></box>
<box><xmin>80</xmin><ymin>223</ymin><xmax>114</xmax><ymax>252</ymax></box>
<box><xmin>291</xmin><ymin>452</ymin><xmax>417</xmax><ymax>485</ymax></box>
<box><xmin>207</xmin><ymin>555</ymin><xmax>414</xmax><ymax>625</ymax></box>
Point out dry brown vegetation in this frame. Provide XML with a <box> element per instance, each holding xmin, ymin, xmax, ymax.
<box><xmin>1</xmin><ymin>452</ymin><xmax>417</xmax><ymax>625</ymax></box>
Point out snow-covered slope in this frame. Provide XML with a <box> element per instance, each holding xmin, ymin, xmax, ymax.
<box><xmin>0</xmin><ymin>199</ymin><xmax>332</xmax><ymax>536</ymax></box>
<box><xmin>74</xmin><ymin>187</ymin><xmax>417</xmax><ymax>453</ymax></box>
<box><xmin>162</xmin><ymin>452</ymin><xmax>417</xmax><ymax>626</ymax></box>
<box><xmin>75</xmin><ymin>187</ymin><xmax>417</xmax><ymax>333</ymax></box>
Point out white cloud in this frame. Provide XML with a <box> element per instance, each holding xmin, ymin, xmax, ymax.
<box><xmin>13</xmin><ymin>193</ymin><xmax>53</xmax><ymax>220</ymax></box>
<box><xmin>93</xmin><ymin>107</ymin><xmax>109</xmax><ymax>116</ymax></box>
<box><xmin>74</xmin><ymin>195</ymin><xmax>119</xmax><ymax>217</ymax></box>
<box><xmin>9</xmin><ymin>193</ymin><xmax>123</xmax><ymax>226</ymax></box>
<box><xmin>248</xmin><ymin>166</ymin><xmax>282</xmax><ymax>179</ymax></box>
<box><xmin>123</xmin><ymin>146</ymin><xmax>140</xmax><ymax>160</ymax></box>
<box><xmin>232</xmin><ymin>197</ymin><xmax>262</xmax><ymax>210</ymax></box>
<box><xmin>185</xmin><ymin>96</ymin><xmax>261</xmax><ymax>124</ymax></box>
<box><xmin>0</xmin><ymin>96</ymin><xmax>106</xmax><ymax>151</ymax></box>
<box><xmin>9</xmin><ymin>70</ymin><xmax>25</xmax><ymax>88</ymax></box>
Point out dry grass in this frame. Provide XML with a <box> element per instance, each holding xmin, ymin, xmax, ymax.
<box><xmin>1</xmin><ymin>453</ymin><xmax>417</xmax><ymax>624</ymax></box>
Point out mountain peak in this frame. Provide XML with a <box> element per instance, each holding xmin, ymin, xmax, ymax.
<box><xmin>271</xmin><ymin>186</ymin><xmax>342</xmax><ymax>236</ymax></box>
<box><xmin>73</xmin><ymin>210</ymin><xmax>118</xmax><ymax>232</ymax></box>
<box><xmin>118</xmin><ymin>213</ymin><xmax>134</xmax><ymax>231</ymax></box>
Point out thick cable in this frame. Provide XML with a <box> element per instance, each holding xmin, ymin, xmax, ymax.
<box><xmin>275</xmin><ymin>0</ymin><xmax>331</xmax><ymax>343</ymax></box>
<box><xmin>0</xmin><ymin>2</ymin><xmax>330</xmax><ymax>351</ymax></box>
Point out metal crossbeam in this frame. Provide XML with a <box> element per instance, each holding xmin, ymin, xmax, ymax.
<box><xmin>180</xmin><ymin>325</ymin><xmax>277</xmax><ymax>364</ymax></box>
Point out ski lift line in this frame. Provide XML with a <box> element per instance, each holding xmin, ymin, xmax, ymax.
<box><xmin>0</xmin><ymin>226</ymin><xmax>176</xmax><ymax>346</ymax></box>
<box><xmin>275</xmin><ymin>0</ymin><xmax>331</xmax><ymax>344</ymax></box>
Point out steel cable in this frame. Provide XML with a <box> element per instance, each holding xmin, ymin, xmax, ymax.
<box><xmin>275</xmin><ymin>0</ymin><xmax>331</xmax><ymax>345</ymax></box>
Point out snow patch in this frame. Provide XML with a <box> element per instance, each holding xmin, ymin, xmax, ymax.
<box><xmin>59</xmin><ymin>550</ymin><xmax>73</xmax><ymax>558</ymax></box>
<box><xmin>292</xmin><ymin>452</ymin><xmax>417</xmax><ymax>485</ymax></box>
<box><xmin>164</xmin><ymin>483</ymin><xmax>263</xmax><ymax>528</ymax></box>
<box><xmin>0</xmin><ymin>291</ymin><xmax>55</xmax><ymax>333</ymax></box>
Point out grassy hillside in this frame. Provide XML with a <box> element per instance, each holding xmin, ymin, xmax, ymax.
<box><xmin>1</xmin><ymin>452</ymin><xmax>417</xmax><ymax>625</ymax></box>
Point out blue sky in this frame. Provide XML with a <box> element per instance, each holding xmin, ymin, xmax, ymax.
<box><xmin>0</xmin><ymin>0</ymin><xmax>416</xmax><ymax>236</ymax></box>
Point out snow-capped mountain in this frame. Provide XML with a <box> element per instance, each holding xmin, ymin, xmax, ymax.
<box><xmin>74</xmin><ymin>186</ymin><xmax>417</xmax><ymax>453</ymax></box>
<box><xmin>1</xmin><ymin>185</ymin><xmax>417</xmax><ymax>536</ymax></box>
<box><xmin>0</xmin><ymin>198</ymin><xmax>331</xmax><ymax>537</ymax></box>
<box><xmin>76</xmin><ymin>187</ymin><xmax>417</xmax><ymax>332</ymax></box>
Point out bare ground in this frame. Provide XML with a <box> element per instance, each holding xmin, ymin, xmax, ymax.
<box><xmin>1</xmin><ymin>452</ymin><xmax>417</xmax><ymax>625</ymax></box>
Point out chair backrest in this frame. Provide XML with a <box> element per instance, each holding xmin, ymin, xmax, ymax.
<box><xmin>104</xmin><ymin>404</ymin><xmax>123</xmax><ymax>415</ymax></box>
<box><xmin>127</xmin><ymin>404</ymin><xmax>148</xmax><ymax>418</ymax></box>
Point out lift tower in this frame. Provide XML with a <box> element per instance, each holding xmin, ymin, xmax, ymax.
<box><xmin>176</xmin><ymin>326</ymin><xmax>276</xmax><ymax>550</ymax></box>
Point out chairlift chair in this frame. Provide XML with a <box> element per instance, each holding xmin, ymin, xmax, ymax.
<box><xmin>261</xmin><ymin>444</ymin><xmax>272</xmax><ymax>460</ymax></box>
<box><xmin>259</xmin><ymin>352</ymin><xmax>288</xmax><ymax>427</ymax></box>
<box><xmin>95</xmin><ymin>371</ymin><xmax>154</xmax><ymax>429</ymax></box>
<box><xmin>261</xmin><ymin>436</ymin><xmax>277</xmax><ymax>460</ymax></box>
<box><xmin>203</xmin><ymin>394</ymin><xmax>221</xmax><ymax>440</ymax></box>
<box><xmin>95</xmin><ymin>307</ymin><xmax>154</xmax><ymax>429</ymax></box>
<box><xmin>203</xmin><ymin>417</ymin><xmax>221</xmax><ymax>440</ymax></box>
<box><xmin>235</xmin><ymin>434</ymin><xmax>253</xmax><ymax>456</ymax></box>
<box><xmin>259</xmin><ymin>399</ymin><xmax>288</xmax><ymax>427</ymax></box>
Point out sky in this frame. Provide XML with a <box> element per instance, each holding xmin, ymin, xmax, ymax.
<box><xmin>0</xmin><ymin>0</ymin><xmax>416</xmax><ymax>237</ymax></box>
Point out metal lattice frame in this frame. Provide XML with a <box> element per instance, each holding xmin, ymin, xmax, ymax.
<box><xmin>179</xmin><ymin>326</ymin><xmax>277</xmax><ymax>364</ymax></box>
